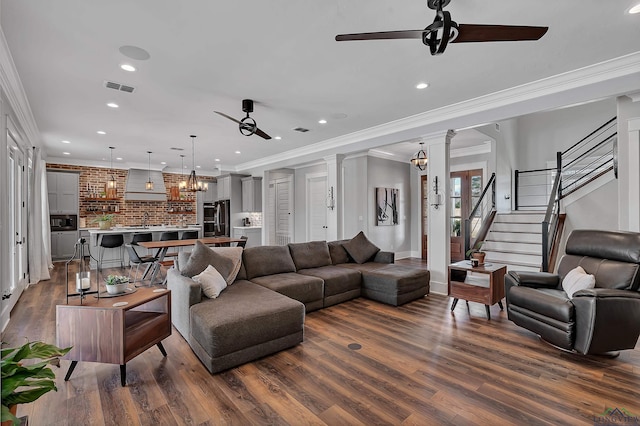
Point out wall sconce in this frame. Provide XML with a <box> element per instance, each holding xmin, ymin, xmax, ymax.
<box><xmin>327</xmin><ymin>186</ymin><xmax>335</xmax><ymax>210</ymax></box>
<box><xmin>431</xmin><ymin>176</ymin><xmax>443</xmax><ymax>209</ymax></box>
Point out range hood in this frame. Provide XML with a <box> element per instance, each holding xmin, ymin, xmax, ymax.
<box><xmin>124</xmin><ymin>169</ymin><xmax>167</xmax><ymax>201</ymax></box>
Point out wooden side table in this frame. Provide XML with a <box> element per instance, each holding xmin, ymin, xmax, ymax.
<box><xmin>56</xmin><ymin>287</ymin><xmax>171</xmax><ymax>386</ymax></box>
<box><xmin>448</xmin><ymin>261</ymin><xmax>507</xmax><ymax>320</ymax></box>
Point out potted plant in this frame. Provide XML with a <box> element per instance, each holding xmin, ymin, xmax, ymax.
<box><xmin>105</xmin><ymin>274</ymin><xmax>129</xmax><ymax>294</ymax></box>
<box><xmin>92</xmin><ymin>213</ymin><xmax>115</xmax><ymax>230</ymax></box>
<box><xmin>466</xmin><ymin>241</ymin><xmax>486</xmax><ymax>265</ymax></box>
<box><xmin>1</xmin><ymin>341</ymin><xmax>71</xmax><ymax>425</ymax></box>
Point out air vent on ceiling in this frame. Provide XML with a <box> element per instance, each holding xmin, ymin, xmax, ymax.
<box><xmin>170</xmin><ymin>147</ymin><xmax>184</xmax><ymax>151</ymax></box>
<box><xmin>104</xmin><ymin>80</ymin><xmax>136</xmax><ymax>93</ymax></box>
<box><xmin>293</xmin><ymin>127</ymin><xmax>309</xmax><ymax>133</ymax></box>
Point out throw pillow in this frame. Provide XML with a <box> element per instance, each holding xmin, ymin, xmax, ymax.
<box><xmin>180</xmin><ymin>241</ymin><xmax>236</xmax><ymax>281</ymax></box>
<box><xmin>192</xmin><ymin>265</ymin><xmax>227</xmax><ymax>299</ymax></box>
<box><xmin>562</xmin><ymin>266</ymin><xmax>596</xmax><ymax>298</ymax></box>
<box><xmin>343</xmin><ymin>231</ymin><xmax>380</xmax><ymax>264</ymax></box>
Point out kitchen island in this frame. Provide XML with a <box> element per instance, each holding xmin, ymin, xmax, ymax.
<box><xmin>86</xmin><ymin>225</ymin><xmax>202</xmax><ymax>270</ymax></box>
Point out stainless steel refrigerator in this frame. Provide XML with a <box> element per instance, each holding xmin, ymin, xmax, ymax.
<box><xmin>204</xmin><ymin>200</ymin><xmax>230</xmax><ymax>237</ymax></box>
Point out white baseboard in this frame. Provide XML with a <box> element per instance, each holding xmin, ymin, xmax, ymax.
<box><xmin>430</xmin><ymin>280</ymin><xmax>448</xmax><ymax>295</ymax></box>
<box><xmin>394</xmin><ymin>251</ymin><xmax>413</xmax><ymax>260</ymax></box>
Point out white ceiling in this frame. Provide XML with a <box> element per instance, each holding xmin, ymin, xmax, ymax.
<box><xmin>2</xmin><ymin>1</ymin><xmax>639</xmax><ymax>173</ymax></box>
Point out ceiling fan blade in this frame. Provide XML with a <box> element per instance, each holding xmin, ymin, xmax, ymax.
<box><xmin>452</xmin><ymin>24</ymin><xmax>548</xmax><ymax>43</ymax></box>
<box><xmin>214</xmin><ymin>111</ymin><xmax>243</xmax><ymax>125</ymax></box>
<box><xmin>336</xmin><ymin>30</ymin><xmax>425</xmax><ymax>41</ymax></box>
<box><xmin>254</xmin><ymin>127</ymin><xmax>272</xmax><ymax>140</ymax></box>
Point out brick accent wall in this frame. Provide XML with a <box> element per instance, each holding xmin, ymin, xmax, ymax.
<box><xmin>47</xmin><ymin>163</ymin><xmax>214</xmax><ymax>227</ymax></box>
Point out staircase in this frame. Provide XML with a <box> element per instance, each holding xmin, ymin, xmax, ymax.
<box><xmin>482</xmin><ymin>211</ymin><xmax>544</xmax><ymax>272</ymax></box>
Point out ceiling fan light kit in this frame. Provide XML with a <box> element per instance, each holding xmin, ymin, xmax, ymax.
<box><xmin>336</xmin><ymin>0</ymin><xmax>548</xmax><ymax>56</ymax></box>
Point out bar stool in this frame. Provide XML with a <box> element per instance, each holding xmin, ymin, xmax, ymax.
<box><xmin>98</xmin><ymin>234</ymin><xmax>124</xmax><ymax>275</ymax></box>
<box><xmin>236</xmin><ymin>236</ymin><xmax>248</xmax><ymax>248</ymax></box>
<box><xmin>131</xmin><ymin>232</ymin><xmax>152</xmax><ymax>245</ymax></box>
<box><xmin>125</xmin><ymin>244</ymin><xmax>157</xmax><ymax>284</ymax></box>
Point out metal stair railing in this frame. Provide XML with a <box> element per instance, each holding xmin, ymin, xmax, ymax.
<box><xmin>515</xmin><ymin>117</ymin><xmax>617</xmax><ymax>271</ymax></box>
<box><xmin>464</xmin><ymin>173</ymin><xmax>496</xmax><ymax>258</ymax></box>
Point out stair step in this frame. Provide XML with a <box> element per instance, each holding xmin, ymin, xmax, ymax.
<box><xmin>483</xmin><ymin>240</ymin><xmax>542</xmax><ymax>251</ymax></box>
<box><xmin>494</xmin><ymin>213</ymin><xmax>545</xmax><ymax>223</ymax></box>
<box><xmin>484</xmin><ymin>250</ymin><xmax>542</xmax><ymax>264</ymax></box>
<box><xmin>487</xmin><ymin>231</ymin><xmax>542</xmax><ymax>244</ymax></box>
<box><xmin>482</xmin><ymin>246</ymin><xmax>541</xmax><ymax>256</ymax></box>
<box><xmin>485</xmin><ymin>258</ymin><xmax>540</xmax><ymax>272</ymax></box>
<box><xmin>491</xmin><ymin>222</ymin><xmax>542</xmax><ymax>233</ymax></box>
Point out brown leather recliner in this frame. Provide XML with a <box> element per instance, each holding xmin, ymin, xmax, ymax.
<box><xmin>505</xmin><ymin>229</ymin><xmax>640</xmax><ymax>355</ymax></box>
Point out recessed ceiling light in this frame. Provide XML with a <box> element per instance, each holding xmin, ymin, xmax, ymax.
<box><xmin>215</xmin><ymin>158</ymin><xmax>220</xmax><ymax>162</ymax></box>
<box><xmin>120</xmin><ymin>64</ymin><xmax>136</xmax><ymax>72</ymax></box>
<box><xmin>62</xmin><ymin>152</ymin><xmax>70</xmax><ymax>155</ymax></box>
<box><xmin>196</xmin><ymin>165</ymin><xmax>201</xmax><ymax>169</ymax></box>
<box><xmin>416</xmin><ymin>82</ymin><xmax>429</xmax><ymax>89</ymax></box>
<box><xmin>61</xmin><ymin>140</ymin><xmax>70</xmax><ymax>144</ymax></box>
<box><xmin>318</xmin><ymin>119</ymin><xmax>327</xmax><ymax>124</ymax></box>
<box><xmin>160</xmin><ymin>161</ymin><xmax>166</xmax><ymax>165</ymax></box>
<box><xmin>274</xmin><ymin>136</ymin><xmax>282</xmax><ymax>140</ymax></box>
<box><xmin>97</xmin><ymin>131</ymin><xmax>106</xmax><ymax>135</ymax></box>
<box><xmin>629</xmin><ymin>3</ymin><xmax>640</xmax><ymax>13</ymax></box>
<box><xmin>116</xmin><ymin>157</ymin><xmax>123</xmax><ymax>160</ymax></box>
<box><xmin>107</xmin><ymin>102</ymin><xmax>119</xmax><ymax>108</ymax></box>
<box><xmin>235</xmin><ymin>151</ymin><xmax>241</xmax><ymax>154</ymax></box>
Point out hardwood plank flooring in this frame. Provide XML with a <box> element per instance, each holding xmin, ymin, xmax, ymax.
<box><xmin>3</xmin><ymin>260</ymin><xmax>640</xmax><ymax>425</ymax></box>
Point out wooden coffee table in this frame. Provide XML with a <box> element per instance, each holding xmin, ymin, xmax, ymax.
<box><xmin>448</xmin><ymin>261</ymin><xmax>507</xmax><ymax>320</ymax></box>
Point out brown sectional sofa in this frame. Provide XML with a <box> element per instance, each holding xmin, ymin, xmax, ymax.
<box><xmin>167</xmin><ymin>236</ymin><xmax>430</xmax><ymax>373</ymax></box>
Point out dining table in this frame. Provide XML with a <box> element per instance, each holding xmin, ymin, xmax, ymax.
<box><xmin>137</xmin><ymin>237</ymin><xmax>244</xmax><ymax>284</ymax></box>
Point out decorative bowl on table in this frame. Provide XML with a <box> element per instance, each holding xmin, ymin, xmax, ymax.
<box><xmin>105</xmin><ymin>275</ymin><xmax>129</xmax><ymax>294</ymax></box>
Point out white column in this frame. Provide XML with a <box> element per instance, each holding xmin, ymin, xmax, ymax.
<box><xmin>324</xmin><ymin>154</ymin><xmax>344</xmax><ymax>241</ymax></box>
<box><xmin>627</xmin><ymin>118</ymin><xmax>640</xmax><ymax>231</ymax></box>
<box><xmin>426</xmin><ymin>130</ymin><xmax>454</xmax><ymax>295</ymax></box>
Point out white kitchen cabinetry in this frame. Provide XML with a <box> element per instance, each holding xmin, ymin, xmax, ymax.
<box><xmin>47</xmin><ymin>171</ymin><xmax>79</xmax><ymax>214</ymax></box>
<box><xmin>241</xmin><ymin>177</ymin><xmax>262</xmax><ymax>212</ymax></box>
<box><xmin>232</xmin><ymin>227</ymin><xmax>262</xmax><ymax>248</ymax></box>
<box><xmin>51</xmin><ymin>231</ymin><xmax>79</xmax><ymax>260</ymax></box>
<box><xmin>217</xmin><ymin>176</ymin><xmax>231</xmax><ymax>200</ymax></box>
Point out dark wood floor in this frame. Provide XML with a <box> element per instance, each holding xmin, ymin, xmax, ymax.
<box><xmin>4</xmin><ymin>259</ymin><xmax>640</xmax><ymax>425</ymax></box>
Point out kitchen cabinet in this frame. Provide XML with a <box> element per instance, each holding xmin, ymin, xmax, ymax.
<box><xmin>232</xmin><ymin>227</ymin><xmax>262</xmax><ymax>248</ymax></box>
<box><xmin>47</xmin><ymin>171</ymin><xmax>79</xmax><ymax>214</ymax></box>
<box><xmin>51</xmin><ymin>231</ymin><xmax>79</xmax><ymax>260</ymax></box>
<box><xmin>217</xmin><ymin>175</ymin><xmax>231</xmax><ymax>200</ymax></box>
<box><xmin>241</xmin><ymin>177</ymin><xmax>262</xmax><ymax>212</ymax></box>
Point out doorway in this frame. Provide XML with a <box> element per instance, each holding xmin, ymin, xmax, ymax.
<box><xmin>450</xmin><ymin>169</ymin><xmax>483</xmax><ymax>261</ymax></box>
<box><xmin>268</xmin><ymin>176</ymin><xmax>293</xmax><ymax>245</ymax></box>
<box><xmin>3</xmin><ymin>126</ymin><xmax>28</xmax><ymax>317</ymax></box>
<box><xmin>306</xmin><ymin>173</ymin><xmax>327</xmax><ymax>241</ymax></box>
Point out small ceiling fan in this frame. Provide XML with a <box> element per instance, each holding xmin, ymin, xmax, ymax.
<box><xmin>335</xmin><ymin>0</ymin><xmax>548</xmax><ymax>56</ymax></box>
<box><xmin>214</xmin><ymin>99</ymin><xmax>271</xmax><ymax>140</ymax></box>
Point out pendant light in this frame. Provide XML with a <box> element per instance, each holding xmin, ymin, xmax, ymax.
<box><xmin>179</xmin><ymin>154</ymin><xmax>187</xmax><ymax>192</ymax></box>
<box><xmin>186</xmin><ymin>135</ymin><xmax>208</xmax><ymax>192</ymax></box>
<box><xmin>410</xmin><ymin>142</ymin><xmax>428</xmax><ymax>171</ymax></box>
<box><xmin>145</xmin><ymin>151</ymin><xmax>154</xmax><ymax>191</ymax></box>
<box><xmin>106</xmin><ymin>146</ymin><xmax>117</xmax><ymax>191</ymax></box>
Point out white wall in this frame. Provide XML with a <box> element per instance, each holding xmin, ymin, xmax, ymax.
<box><xmin>343</xmin><ymin>155</ymin><xmax>368</xmax><ymax>239</ymax></box>
<box><xmin>366</xmin><ymin>156</ymin><xmax>412</xmax><ymax>255</ymax></box>
<box><xmin>617</xmin><ymin>96</ymin><xmax>640</xmax><ymax>230</ymax></box>
<box><xmin>515</xmin><ymin>98</ymin><xmax>617</xmax><ymax>170</ymax></box>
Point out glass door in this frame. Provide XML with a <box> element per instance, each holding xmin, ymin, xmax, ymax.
<box><xmin>450</xmin><ymin>169</ymin><xmax>483</xmax><ymax>261</ymax></box>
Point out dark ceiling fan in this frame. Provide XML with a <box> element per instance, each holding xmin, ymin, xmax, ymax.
<box><xmin>214</xmin><ymin>99</ymin><xmax>271</xmax><ymax>140</ymax></box>
<box><xmin>335</xmin><ymin>0</ymin><xmax>548</xmax><ymax>56</ymax></box>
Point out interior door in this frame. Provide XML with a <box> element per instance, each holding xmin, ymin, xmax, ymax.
<box><xmin>307</xmin><ymin>174</ymin><xmax>327</xmax><ymax>241</ymax></box>
<box><xmin>269</xmin><ymin>176</ymin><xmax>293</xmax><ymax>246</ymax></box>
<box><xmin>450</xmin><ymin>169</ymin><xmax>482</xmax><ymax>261</ymax></box>
<box><xmin>421</xmin><ymin>175</ymin><xmax>428</xmax><ymax>260</ymax></box>
<box><xmin>3</xmin><ymin>129</ymin><xmax>28</xmax><ymax>315</ymax></box>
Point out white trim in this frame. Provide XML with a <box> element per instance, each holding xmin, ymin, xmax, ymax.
<box><xmin>236</xmin><ymin>52</ymin><xmax>640</xmax><ymax>172</ymax></box>
<box><xmin>0</xmin><ymin>28</ymin><xmax>41</xmax><ymax>148</ymax></box>
<box><xmin>430</xmin><ymin>280</ymin><xmax>448</xmax><ymax>296</ymax></box>
<box><xmin>450</xmin><ymin>141</ymin><xmax>492</xmax><ymax>158</ymax></box>
<box><xmin>394</xmin><ymin>251</ymin><xmax>412</xmax><ymax>260</ymax></box>
<box><xmin>627</xmin><ymin>92</ymin><xmax>640</xmax><ymax>103</ymax></box>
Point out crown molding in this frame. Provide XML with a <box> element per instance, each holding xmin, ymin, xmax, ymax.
<box><xmin>0</xmin><ymin>27</ymin><xmax>41</xmax><ymax>148</ymax></box>
<box><xmin>236</xmin><ymin>52</ymin><xmax>640</xmax><ymax>173</ymax></box>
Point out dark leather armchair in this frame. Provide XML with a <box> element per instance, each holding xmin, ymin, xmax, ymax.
<box><xmin>505</xmin><ymin>229</ymin><xmax>640</xmax><ymax>355</ymax></box>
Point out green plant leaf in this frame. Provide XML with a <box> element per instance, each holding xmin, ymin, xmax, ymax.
<box><xmin>1</xmin><ymin>404</ymin><xmax>20</xmax><ymax>424</ymax></box>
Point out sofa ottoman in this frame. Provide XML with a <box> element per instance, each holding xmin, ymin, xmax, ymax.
<box><xmin>353</xmin><ymin>264</ymin><xmax>430</xmax><ymax>306</ymax></box>
<box><xmin>189</xmin><ymin>280</ymin><xmax>305</xmax><ymax>374</ymax></box>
